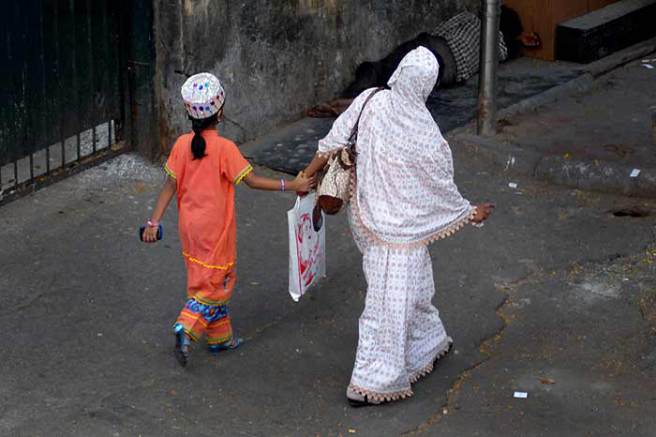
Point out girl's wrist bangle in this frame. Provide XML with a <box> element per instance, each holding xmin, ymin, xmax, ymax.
<box><xmin>147</xmin><ymin>219</ymin><xmax>160</xmax><ymax>227</ymax></box>
<box><xmin>280</xmin><ymin>179</ymin><xmax>286</xmax><ymax>192</ymax></box>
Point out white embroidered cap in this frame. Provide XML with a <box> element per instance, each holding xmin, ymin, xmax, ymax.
<box><xmin>181</xmin><ymin>72</ymin><xmax>226</xmax><ymax>119</ymax></box>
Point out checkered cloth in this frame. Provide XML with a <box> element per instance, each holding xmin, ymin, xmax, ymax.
<box><xmin>434</xmin><ymin>12</ymin><xmax>508</xmax><ymax>83</ymax></box>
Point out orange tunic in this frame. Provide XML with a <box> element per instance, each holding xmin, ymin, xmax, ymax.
<box><xmin>165</xmin><ymin>130</ymin><xmax>252</xmax><ymax>307</ymax></box>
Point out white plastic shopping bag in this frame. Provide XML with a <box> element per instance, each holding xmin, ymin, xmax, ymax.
<box><xmin>288</xmin><ymin>195</ymin><xmax>326</xmax><ymax>302</ymax></box>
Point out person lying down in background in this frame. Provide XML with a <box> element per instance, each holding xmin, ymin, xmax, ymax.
<box><xmin>307</xmin><ymin>6</ymin><xmax>540</xmax><ymax>118</ymax></box>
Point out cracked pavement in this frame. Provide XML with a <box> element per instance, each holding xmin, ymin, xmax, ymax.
<box><xmin>1</xmin><ymin>131</ymin><xmax>656</xmax><ymax>435</ymax></box>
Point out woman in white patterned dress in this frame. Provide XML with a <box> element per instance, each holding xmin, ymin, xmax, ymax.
<box><xmin>302</xmin><ymin>47</ymin><xmax>494</xmax><ymax>406</ymax></box>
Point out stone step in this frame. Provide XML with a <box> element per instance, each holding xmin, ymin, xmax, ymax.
<box><xmin>556</xmin><ymin>0</ymin><xmax>656</xmax><ymax>63</ymax></box>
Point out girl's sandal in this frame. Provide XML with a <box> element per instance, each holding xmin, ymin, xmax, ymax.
<box><xmin>174</xmin><ymin>330</ymin><xmax>191</xmax><ymax>367</ymax></box>
<box><xmin>208</xmin><ymin>337</ymin><xmax>243</xmax><ymax>354</ymax></box>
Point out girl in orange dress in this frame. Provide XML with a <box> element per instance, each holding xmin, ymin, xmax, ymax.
<box><xmin>143</xmin><ymin>73</ymin><xmax>314</xmax><ymax>367</ymax></box>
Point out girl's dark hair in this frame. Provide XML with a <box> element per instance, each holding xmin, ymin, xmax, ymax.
<box><xmin>190</xmin><ymin>113</ymin><xmax>218</xmax><ymax>160</ymax></box>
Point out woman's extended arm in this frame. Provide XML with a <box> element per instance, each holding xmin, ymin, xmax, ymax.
<box><xmin>303</xmin><ymin>154</ymin><xmax>330</xmax><ymax>178</ymax></box>
<box><xmin>303</xmin><ymin>89</ymin><xmax>380</xmax><ymax>178</ymax></box>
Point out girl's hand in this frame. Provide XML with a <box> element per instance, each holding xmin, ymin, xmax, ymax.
<box><xmin>291</xmin><ymin>171</ymin><xmax>316</xmax><ymax>194</ymax></box>
<box><xmin>472</xmin><ymin>203</ymin><xmax>495</xmax><ymax>224</ymax></box>
<box><xmin>142</xmin><ymin>225</ymin><xmax>159</xmax><ymax>243</ymax></box>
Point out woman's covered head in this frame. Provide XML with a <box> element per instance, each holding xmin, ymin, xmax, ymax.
<box><xmin>387</xmin><ymin>46</ymin><xmax>439</xmax><ymax>103</ymax></box>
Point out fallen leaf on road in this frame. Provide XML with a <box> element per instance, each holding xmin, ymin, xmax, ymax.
<box><xmin>539</xmin><ymin>377</ymin><xmax>556</xmax><ymax>385</ymax></box>
<box><xmin>133</xmin><ymin>180</ymin><xmax>146</xmax><ymax>193</ymax></box>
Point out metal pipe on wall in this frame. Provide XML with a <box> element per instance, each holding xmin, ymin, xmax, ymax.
<box><xmin>651</xmin><ymin>105</ymin><xmax>656</xmax><ymax>145</ymax></box>
<box><xmin>477</xmin><ymin>0</ymin><xmax>501</xmax><ymax>136</ymax></box>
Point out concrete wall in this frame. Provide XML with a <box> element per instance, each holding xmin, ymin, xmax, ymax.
<box><xmin>153</xmin><ymin>0</ymin><xmax>478</xmax><ymax>151</ymax></box>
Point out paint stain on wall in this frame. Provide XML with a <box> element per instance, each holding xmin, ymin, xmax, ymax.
<box><xmin>183</xmin><ymin>0</ymin><xmax>211</xmax><ymax>16</ymax></box>
<box><xmin>297</xmin><ymin>0</ymin><xmax>338</xmax><ymax>15</ymax></box>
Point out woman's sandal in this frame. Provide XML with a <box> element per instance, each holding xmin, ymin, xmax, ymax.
<box><xmin>208</xmin><ymin>337</ymin><xmax>243</xmax><ymax>354</ymax></box>
<box><xmin>346</xmin><ymin>388</ymin><xmax>383</xmax><ymax>408</ymax></box>
<box><xmin>174</xmin><ymin>330</ymin><xmax>191</xmax><ymax>367</ymax></box>
<box><xmin>434</xmin><ymin>341</ymin><xmax>454</xmax><ymax>367</ymax></box>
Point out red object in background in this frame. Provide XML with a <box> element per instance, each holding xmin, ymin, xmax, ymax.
<box><xmin>503</xmin><ymin>0</ymin><xmax>619</xmax><ymax>60</ymax></box>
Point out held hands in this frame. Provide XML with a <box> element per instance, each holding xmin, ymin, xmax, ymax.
<box><xmin>472</xmin><ymin>203</ymin><xmax>495</xmax><ymax>224</ymax></box>
<box><xmin>291</xmin><ymin>171</ymin><xmax>316</xmax><ymax>194</ymax></box>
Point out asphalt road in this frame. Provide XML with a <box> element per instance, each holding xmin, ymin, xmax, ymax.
<box><xmin>1</xmin><ymin>139</ymin><xmax>655</xmax><ymax>436</ymax></box>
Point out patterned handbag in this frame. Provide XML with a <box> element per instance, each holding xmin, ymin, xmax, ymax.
<box><xmin>316</xmin><ymin>88</ymin><xmax>383</xmax><ymax>215</ymax></box>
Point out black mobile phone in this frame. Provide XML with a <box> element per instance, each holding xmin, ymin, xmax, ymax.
<box><xmin>139</xmin><ymin>224</ymin><xmax>163</xmax><ymax>241</ymax></box>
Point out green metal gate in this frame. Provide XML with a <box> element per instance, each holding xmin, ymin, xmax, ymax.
<box><xmin>0</xmin><ymin>0</ymin><xmax>132</xmax><ymax>203</ymax></box>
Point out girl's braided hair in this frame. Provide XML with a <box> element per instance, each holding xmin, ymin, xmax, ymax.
<box><xmin>190</xmin><ymin>113</ymin><xmax>219</xmax><ymax>160</ymax></box>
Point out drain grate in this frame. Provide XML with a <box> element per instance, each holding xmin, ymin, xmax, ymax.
<box><xmin>610</xmin><ymin>207</ymin><xmax>651</xmax><ymax>218</ymax></box>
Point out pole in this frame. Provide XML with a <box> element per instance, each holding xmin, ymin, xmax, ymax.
<box><xmin>651</xmin><ymin>105</ymin><xmax>656</xmax><ymax>145</ymax></box>
<box><xmin>477</xmin><ymin>0</ymin><xmax>501</xmax><ymax>136</ymax></box>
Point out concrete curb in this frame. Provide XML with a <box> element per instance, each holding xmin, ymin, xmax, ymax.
<box><xmin>450</xmin><ymin>38</ymin><xmax>656</xmax><ymax>138</ymax></box>
<box><xmin>452</xmin><ymin>38</ymin><xmax>656</xmax><ymax>198</ymax></box>
<box><xmin>586</xmin><ymin>37</ymin><xmax>656</xmax><ymax>78</ymax></box>
<box><xmin>456</xmin><ymin>132</ymin><xmax>656</xmax><ymax>198</ymax></box>
<box><xmin>449</xmin><ymin>74</ymin><xmax>596</xmax><ymax>139</ymax></box>
<box><xmin>535</xmin><ymin>156</ymin><xmax>656</xmax><ymax>198</ymax></box>
<box><xmin>496</xmin><ymin>74</ymin><xmax>594</xmax><ymax>121</ymax></box>
<box><xmin>455</xmin><ymin>133</ymin><xmax>542</xmax><ymax>177</ymax></box>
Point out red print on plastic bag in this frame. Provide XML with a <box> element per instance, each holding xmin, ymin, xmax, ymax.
<box><xmin>288</xmin><ymin>195</ymin><xmax>325</xmax><ymax>301</ymax></box>
<box><xmin>296</xmin><ymin>212</ymin><xmax>319</xmax><ymax>287</ymax></box>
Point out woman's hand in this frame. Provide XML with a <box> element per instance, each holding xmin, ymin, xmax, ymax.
<box><xmin>290</xmin><ymin>171</ymin><xmax>316</xmax><ymax>194</ymax></box>
<box><xmin>142</xmin><ymin>225</ymin><xmax>160</xmax><ymax>243</ymax></box>
<box><xmin>472</xmin><ymin>203</ymin><xmax>495</xmax><ymax>224</ymax></box>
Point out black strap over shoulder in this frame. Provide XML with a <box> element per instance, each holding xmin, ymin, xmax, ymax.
<box><xmin>347</xmin><ymin>87</ymin><xmax>385</xmax><ymax>152</ymax></box>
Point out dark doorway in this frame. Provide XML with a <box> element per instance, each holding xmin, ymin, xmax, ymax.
<box><xmin>0</xmin><ymin>0</ymin><xmax>154</xmax><ymax>205</ymax></box>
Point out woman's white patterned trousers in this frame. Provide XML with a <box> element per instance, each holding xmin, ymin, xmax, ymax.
<box><xmin>348</xmin><ymin>242</ymin><xmax>452</xmax><ymax>401</ymax></box>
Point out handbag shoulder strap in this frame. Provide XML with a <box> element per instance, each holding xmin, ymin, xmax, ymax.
<box><xmin>347</xmin><ymin>87</ymin><xmax>385</xmax><ymax>147</ymax></box>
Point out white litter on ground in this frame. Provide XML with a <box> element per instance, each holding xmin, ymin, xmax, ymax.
<box><xmin>505</xmin><ymin>156</ymin><xmax>516</xmax><ymax>171</ymax></box>
<box><xmin>643</xmin><ymin>64</ymin><xmax>655</xmax><ymax>70</ymax></box>
<box><xmin>508</xmin><ymin>182</ymin><xmax>518</xmax><ymax>189</ymax></box>
<box><xmin>76</xmin><ymin>153</ymin><xmax>162</xmax><ymax>184</ymax></box>
<box><xmin>630</xmin><ymin>169</ymin><xmax>641</xmax><ymax>178</ymax></box>
<box><xmin>513</xmin><ymin>391</ymin><xmax>528</xmax><ymax>399</ymax></box>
